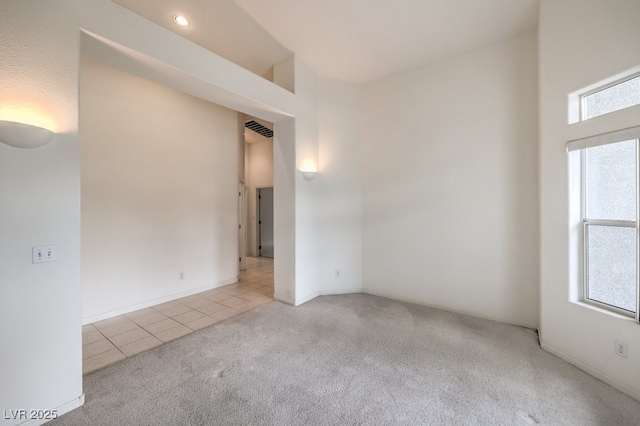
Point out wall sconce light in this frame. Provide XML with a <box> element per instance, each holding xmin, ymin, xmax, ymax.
<box><xmin>301</xmin><ymin>171</ymin><xmax>317</xmax><ymax>181</ymax></box>
<box><xmin>0</xmin><ymin>120</ymin><xmax>55</xmax><ymax>149</ymax></box>
<box><xmin>299</xmin><ymin>159</ymin><xmax>318</xmax><ymax>181</ymax></box>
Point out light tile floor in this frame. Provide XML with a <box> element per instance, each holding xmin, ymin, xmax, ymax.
<box><xmin>82</xmin><ymin>257</ymin><xmax>274</xmax><ymax>374</ymax></box>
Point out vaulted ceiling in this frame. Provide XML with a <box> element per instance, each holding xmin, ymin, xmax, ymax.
<box><xmin>113</xmin><ymin>0</ymin><xmax>538</xmax><ymax>83</ymax></box>
<box><xmin>233</xmin><ymin>0</ymin><xmax>539</xmax><ymax>82</ymax></box>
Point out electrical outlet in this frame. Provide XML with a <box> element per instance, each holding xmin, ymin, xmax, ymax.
<box><xmin>615</xmin><ymin>339</ymin><xmax>628</xmax><ymax>358</ymax></box>
<box><xmin>179</xmin><ymin>272</ymin><xmax>185</xmax><ymax>280</ymax></box>
<box><xmin>32</xmin><ymin>245</ymin><xmax>56</xmax><ymax>264</ymax></box>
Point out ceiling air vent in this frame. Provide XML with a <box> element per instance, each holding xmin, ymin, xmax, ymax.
<box><xmin>245</xmin><ymin>120</ymin><xmax>273</xmax><ymax>138</ymax></box>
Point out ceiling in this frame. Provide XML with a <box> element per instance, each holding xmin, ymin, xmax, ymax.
<box><xmin>114</xmin><ymin>0</ymin><xmax>538</xmax><ymax>83</ymax></box>
<box><xmin>112</xmin><ymin>0</ymin><xmax>292</xmax><ymax>79</ymax></box>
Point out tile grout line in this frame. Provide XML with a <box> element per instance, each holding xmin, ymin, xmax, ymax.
<box><xmin>82</xmin><ymin>258</ymin><xmax>274</xmax><ymax>373</ymax></box>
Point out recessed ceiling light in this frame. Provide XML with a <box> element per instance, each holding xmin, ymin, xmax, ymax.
<box><xmin>173</xmin><ymin>15</ymin><xmax>190</xmax><ymax>27</ymax></box>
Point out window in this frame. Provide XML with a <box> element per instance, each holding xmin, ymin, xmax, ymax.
<box><xmin>582</xmin><ymin>74</ymin><xmax>640</xmax><ymax>120</ymax></box>
<box><xmin>569</xmin><ymin>70</ymin><xmax>640</xmax><ymax>321</ymax></box>
<box><xmin>582</xmin><ymin>140</ymin><xmax>638</xmax><ymax>316</ymax></box>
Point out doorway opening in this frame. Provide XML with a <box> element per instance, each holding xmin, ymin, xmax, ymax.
<box><xmin>239</xmin><ymin>116</ymin><xmax>275</xmax><ymax>307</ymax></box>
<box><xmin>257</xmin><ymin>187</ymin><xmax>274</xmax><ymax>258</ymax></box>
<box><xmin>238</xmin><ymin>181</ymin><xmax>247</xmax><ymax>272</ymax></box>
<box><xmin>243</xmin><ymin>117</ymin><xmax>275</xmax><ymax>262</ymax></box>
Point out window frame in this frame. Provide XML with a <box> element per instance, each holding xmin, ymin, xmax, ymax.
<box><xmin>580</xmin><ymin>140</ymin><xmax>640</xmax><ymax>320</ymax></box>
<box><xmin>579</xmin><ymin>72</ymin><xmax>640</xmax><ymax>121</ymax></box>
<box><xmin>568</xmin><ymin>65</ymin><xmax>640</xmax><ymax>322</ymax></box>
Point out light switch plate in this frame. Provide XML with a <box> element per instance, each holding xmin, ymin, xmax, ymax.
<box><xmin>32</xmin><ymin>245</ymin><xmax>56</xmax><ymax>264</ymax></box>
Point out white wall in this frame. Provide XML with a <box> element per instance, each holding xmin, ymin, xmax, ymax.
<box><xmin>0</xmin><ymin>0</ymin><xmax>320</xmax><ymax>421</ymax></box>
<box><xmin>316</xmin><ymin>78</ymin><xmax>363</xmax><ymax>295</ymax></box>
<box><xmin>1</xmin><ymin>1</ymin><xmax>87</xmax><ymax>421</ymax></box>
<box><xmin>291</xmin><ymin>57</ymin><xmax>322</xmax><ymax>305</ymax></box>
<box><xmin>0</xmin><ymin>134</ymin><xmax>82</xmax><ymax>423</ymax></box>
<box><xmin>246</xmin><ymin>138</ymin><xmax>274</xmax><ymax>256</ymax></box>
<box><xmin>272</xmin><ymin>118</ymin><xmax>297</xmax><ymax>304</ymax></box>
<box><xmin>539</xmin><ymin>0</ymin><xmax>640</xmax><ymax>400</ymax></box>
<box><xmin>238</xmin><ymin>115</ymin><xmax>246</xmax><ymax>182</ymax></box>
<box><xmin>80</xmin><ymin>60</ymin><xmax>238</xmax><ymax>322</ymax></box>
<box><xmin>362</xmin><ymin>32</ymin><xmax>539</xmax><ymax>328</ymax></box>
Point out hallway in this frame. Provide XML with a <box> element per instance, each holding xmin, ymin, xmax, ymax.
<box><xmin>81</xmin><ymin>257</ymin><xmax>274</xmax><ymax>374</ymax></box>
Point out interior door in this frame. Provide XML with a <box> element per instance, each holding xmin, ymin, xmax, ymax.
<box><xmin>238</xmin><ymin>182</ymin><xmax>246</xmax><ymax>271</ymax></box>
<box><xmin>258</xmin><ymin>187</ymin><xmax>274</xmax><ymax>258</ymax></box>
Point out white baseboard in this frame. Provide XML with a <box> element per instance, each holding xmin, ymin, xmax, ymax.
<box><xmin>284</xmin><ymin>288</ymin><xmax>536</xmax><ymax>331</ymax></box>
<box><xmin>294</xmin><ymin>288</ymin><xmax>363</xmax><ymax>306</ymax></box>
<box><xmin>295</xmin><ymin>291</ymin><xmax>320</xmax><ymax>306</ymax></box>
<box><xmin>362</xmin><ymin>289</ymin><xmax>538</xmax><ymax>330</ymax></box>
<box><xmin>15</xmin><ymin>394</ymin><xmax>84</xmax><ymax>426</ymax></box>
<box><xmin>541</xmin><ymin>342</ymin><xmax>640</xmax><ymax>402</ymax></box>
<box><xmin>273</xmin><ymin>295</ymin><xmax>294</xmax><ymax>305</ymax></box>
<box><xmin>82</xmin><ymin>278</ymin><xmax>238</xmax><ymax>325</ymax></box>
<box><xmin>321</xmin><ymin>287</ymin><xmax>363</xmax><ymax>296</ymax></box>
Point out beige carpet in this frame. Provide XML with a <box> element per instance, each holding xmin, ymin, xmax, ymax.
<box><xmin>54</xmin><ymin>294</ymin><xmax>640</xmax><ymax>425</ymax></box>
